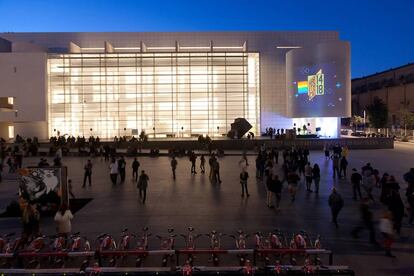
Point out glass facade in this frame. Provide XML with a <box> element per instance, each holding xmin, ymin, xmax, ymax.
<box><xmin>48</xmin><ymin>52</ymin><xmax>260</xmax><ymax>138</ymax></box>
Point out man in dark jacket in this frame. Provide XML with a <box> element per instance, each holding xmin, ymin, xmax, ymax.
<box><xmin>132</xmin><ymin>158</ymin><xmax>140</xmax><ymax>181</ymax></box>
<box><xmin>339</xmin><ymin>156</ymin><xmax>348</xmax><ymax>179</ymax></box>
<box><xmin>328</xmin><ymin>188</ymin><xmax>344</xmax><ymax>228</ymax></box>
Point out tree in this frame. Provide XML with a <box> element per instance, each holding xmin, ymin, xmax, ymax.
<box><xmin>351</xmin><ymin>115</ymin><xmax>364</xmax><ymax>131</ymax></box>
<box><xmin>399</xmin><ymin>108</ymin><xmax>414</xmax><ymax>136</ymax></box>
<box><xmin>366</xmin><ymin>97</ymin><xmax>388</xmax><ymax>129</ymax></box>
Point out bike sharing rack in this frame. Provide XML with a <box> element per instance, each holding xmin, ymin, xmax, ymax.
<box><xmin>0</xmin><ymin>248</ymin><xmax>356</xmax><ymax>275</ymax></box>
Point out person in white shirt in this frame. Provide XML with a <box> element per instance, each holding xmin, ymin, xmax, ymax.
<box><xmin>109</xmin><ymin>157</ymin><xmax>118</xmax><ymax>185</ymax></box>
<box><xmin>54</xmin><ymin>204</ymin><xmax>74</xmax><ymax>239</ymax></box>
<box><xmin>379</xmin><ymin>211</ymin><xmax>395</xmax><ymax>258</ymax></box>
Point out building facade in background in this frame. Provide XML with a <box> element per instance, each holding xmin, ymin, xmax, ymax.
<box><xmin>0</xmin><ymin>32</ymin><xmax>350</xmax><ymax>140</ymax></box>
<box><xmin>352</xmin><ymin>63</ymin><xmax>414</xmax><ymax>127</ymax></box>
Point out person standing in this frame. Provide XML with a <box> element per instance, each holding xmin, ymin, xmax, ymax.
<box><xmin>132</xmin><ymin>158</ymin><xmax>140</xmax><ymax>181</ymax></box>
<box><xmin>240</xmin><ymin>167</ymin><xmax>249</xmax><ymax>197</ymax></box>
<box><xmin>200</xmin><ymin>154</ymin><xmax>205</xmax><ymax>173</ymax></box>
<box><xmin>83</xmin><ymin>159</ymin><xmax>93</xmax><ymax>187</ymax></box>
<box><xmin>137</xmin><ymin>170</ymin><xmax>149</xmax><ymax>203</ymax></box>
<box><xmin>171</xmin><ymin>156</ymin><xmax>178</xmax><ymax>180</ymax></box>
<box><xmin>351</xmin><ymin>168</ymin><xmax>363</xmax><ymax>200</ymax></box>
<box><xmin>118</xmin><ymin>156</ymin><xmax>126</xmax><ymax>183</ymax></box>
<box><xmin>312</xmin><ymin>164</ymin><xmax>321</xmax><ymax>193</ymax></box>
<box><xmin>339</xmin><ymin>156</ymin><xmax>348</xmax><ymax>179</ymax></box>
<box><xmin>328</xmin><ymin>188</ymin><xmax>344</xmax><ymax>228</ymax></box>
<box><xmin>109</xmin><ymin>157</ymin><xmax>118</xmax><ymax>185</ymax></box>
<box><xmin>54</xmin><ymin>204</ymin><xmax>74</xmax><ymax>240</ymax></box>
<box><xmin>304</xmin><ymin>162</ymin><xmax>313</xmax><ymax>192</ymax></box>
<box><xmin>190</xmin><ymin>152</ymin><xmax>197</xmax><ymax>174</ymax></box>
<box><xmin>332</xmin><ymin>154</ymin><xmax>340</xmax><ymax>179</ymax></box>
<box><xmin>324</xmin><ymin>144</ymin><xmax>330</xmax><ymax>160</ymax></box>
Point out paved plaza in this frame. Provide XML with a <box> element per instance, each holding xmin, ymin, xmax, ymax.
<box><xmin>1</xmin><ymin>142</ymin><xmax>414</xmax><ymax>275</ymax></box>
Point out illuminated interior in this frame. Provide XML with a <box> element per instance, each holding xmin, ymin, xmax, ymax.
<box><xmin>48</xmin><ymin>52</ymin><xmax>260</xmax><ymax>138</ymax></box>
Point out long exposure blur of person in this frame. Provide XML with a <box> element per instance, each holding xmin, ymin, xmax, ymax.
<box><xmin>339</xmin><ymin>156</ymin><xmax>348</xmax><ymax>179</ymax></box>
<box><xmin>273</xmin><ymin>174</ymin><xmax>282</xmax><ymax>210</ymax></box>
<box><xmin>54</xmin><ymin>204</ymin><xmax>74</xmax><ymax>241</ymax></box>
<box><xmin>68</xmin><ymin>179</ymin><xmax>75</xmax><ymax>199</ymax></box>
<box><xmin>200</xmin><ymin>154</ymin><xmax>205</xmax><ymax>173</ymax></box>
<box><xmin>379</xmin><ymin>211</ymin><xmax>396</xmax><ymax>258</ymax></box>
<box><xmin>332</xmin><ymin>154</ymin><xmax>340</xmax><ymax>179</ymax></box>
<box><xmin>403</xmin><ymin>168</ymin><xmax>414</xmax><ymax>225</ymax></box>
<box><xmin>328</xmin><ymin>188</ymin><xmax>344</xmax><ymax>228</ymax></box>
<box><xmin>266</xmin><ymin>172</ymin><xmax>274</xmax><ymax>207</ymax></box>
<box><xmin>21</xmin><ymin>201</ymin><xmax>40</xmax><ymax>240</ymax></box>
<box><xmin>351</xmin><ymin>198</ymin><xmax>378</xmax><ymax>245</ymax></box>
<box><xmin>137</xmin><ymin>170</ymin><xmax>149</xmax><ymax>204</ymax></box>
<box><xmin>132</xmin><ymin>158</ymin><xmax>140</xmax><ymax>181</ymax></box>
<box><xmin>304</xmin><ymin>162</ymin><xmax>313</xmax><ymax>192</ymax></box>
<box><xmin>312</xmin><ymin>164</ymin><xmax>321</xmax><ymax>193</ymax></box>
<box><xmin>240</xmin><ymin>167</ymin><xmax>249</xmax><ymax>197</ymax></box>
<box><xmin>118</xmin><ymin>156</ymin><xmax>126</xmax><ymax>183</ymax></box>
<box><xmin>287</xmin><ymin>170</ymin><xmax>300</xmax><ymax>202</ymax></box>
<box><xmin>82</xmin><ymin>159</ymin><xmax>93</xmax><ymax>187</ymax></box>
<box><xmin>351</xmin><ymin>168</ymin><xmax>363</xmax><ymax>200</ymax></box>
<box><xmin>387</xmin><ymin>189</ymin><xmax>404</xmax><ymax>235</ymax></box>
<box><xmin>109</xmin><ymin>157</ymin><xmax>118</xmax><ymax>185</ymax></box>
<box><xmin>171</xmin><ymin>156</ymin><xmax>178</xmax><ymax>180</ymax></box>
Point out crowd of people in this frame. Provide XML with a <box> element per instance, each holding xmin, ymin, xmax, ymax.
<box><xmin>1</xmin><ymin>137</ymin><xmax>413</xmax><ymax>260</ymax></box>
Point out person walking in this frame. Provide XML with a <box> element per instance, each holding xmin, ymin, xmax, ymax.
<box><xmin>118</xmin><ymin>156</ymin><xmax>126</xmax><ymax>183</ymax></box>
<box><xmin>171</xmin><ymin>156</ymin><xmax>178</xmax><ymax>180</ymax></box>
<box><xmin>240</xmin><ymin>167</ymin><xmax>250</xmax><ymax>197</ymax></box>
<box><xmin>83</xmin><ymin>159</ymin><xmax>93</xmax><ymax>187</ymax></box>
<box><xmin>324</xmin><ymin>144</ymin><xmax>330</xmax><ymax>160</ymax></box>
<box><xmin>304</xmin><ymin>162</ymin><xmax>313</xmax><ymax>192</ymax></box>
<box><xmin>379</xmin><ymin>211</ymin><xmax>396</xmax><ymax>258</ymax></box>
<box><xmin>351</xmin><ymin>168</ymin><xmax>363</xmax><ymax>200</ymax></box>
<box><xmin>137</xmin><ymin>170</ymin><xmax>149</xmax><ymax>203</ymax></box>
<box><xmin>351</xmin><ymin>198</ymin><xmax>378</xmax><ymax>245</ymax></box>
<box><xmin>339</xmin><ymin>156</ymin><xmax>348</xmax><ymax>179</ymax></box>
<box><xmin>132</xmin><ymin>158</ymin><xmax>140</xmax><ymax>181</ymax></box>
<box><xmin>200</xmin><ymin>154</ymin><xmax>205</xmax><ymax>173</ymax></box>
<box><xmin>312</xmin><ymin>164</ymin><xmax>321</xmax><ymax>193</ymax></box>
<box><xmin>189</xmin><ymin>152</ymin><xmax>197</xmax><ymax>174</ymax></box>
<box><xmin>328</xmin><ymin>188</ymin><xmax>344</xmax><ymax>228</ymax></box>
<box><xmin>54</xmin><ymin>204</ymin><xmax>74</xmax><ymax>241</ymax></box>
<box><xmin>109</xmin><ymin>157</ymin><xmax>118</xmax><ymax>185</ymax></box>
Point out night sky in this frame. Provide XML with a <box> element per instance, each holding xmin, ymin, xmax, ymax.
<box><xmin>0</xmin><ymin>0</ymin><xmax>412</xmax><ymax>78</ymax></box>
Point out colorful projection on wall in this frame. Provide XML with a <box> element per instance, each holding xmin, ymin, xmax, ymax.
<box><xmin>296</xmin><ymin>69</ymin><xmax>324</xmax><ymax>101</ymax></box>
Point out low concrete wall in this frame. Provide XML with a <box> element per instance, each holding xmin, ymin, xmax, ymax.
<box><xmin>135</xmin><ymin>137</ymin><xmax>394</xmax><ymax>150</ymax></box>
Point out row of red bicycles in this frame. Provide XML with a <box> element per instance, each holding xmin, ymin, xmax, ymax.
<box><xmin>0</xmin><ymin>227</ymin><xmax>354</xmax><ymax>275</ymax></box>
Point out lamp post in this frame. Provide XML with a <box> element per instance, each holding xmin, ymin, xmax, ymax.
<box><xmin>153</xmin><ymin>127</ymin><xmax>155</xmax><ymax>139</ymax></box>
<box><xmin>363</xmin><ymin>110</ymin><xmax>366</xmax><ymax>134</ymax></box>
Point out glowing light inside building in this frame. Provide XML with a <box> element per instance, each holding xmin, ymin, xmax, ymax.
<box><xmin>48</xmin><ymin>52</ymin><xmax>260</xmax><ymax>138</ymax></box>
